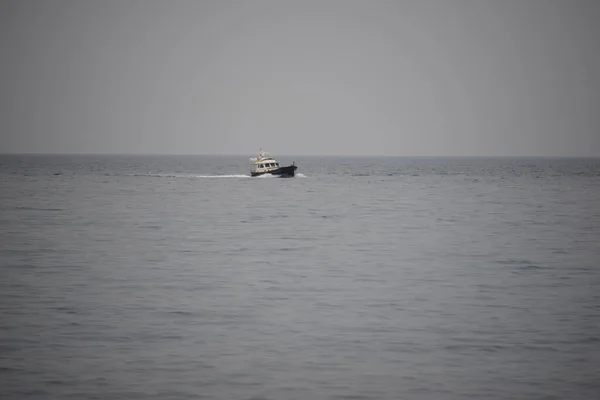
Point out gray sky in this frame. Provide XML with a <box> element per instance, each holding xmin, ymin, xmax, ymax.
<box><xmin>1</xmin><ymin>0</ymin><xmax>599</xmax><ymax>156</ymax></box>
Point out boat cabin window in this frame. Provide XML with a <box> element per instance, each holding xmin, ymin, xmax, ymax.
<box><xmin>253</xmin><ymin>160</ymin><xmax>279</xmax><ymax>169</ymax></box>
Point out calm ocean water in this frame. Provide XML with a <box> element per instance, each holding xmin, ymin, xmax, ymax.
<box><xmin>1</xmin><ymin>154</ymin><xmax>599</xmax><ymax>400</ymax></box>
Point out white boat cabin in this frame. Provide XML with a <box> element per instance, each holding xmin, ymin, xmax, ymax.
<box><xmin>249</xmin><ymin>151</ymin><xmax>281</xmax><ymax>173</ymax></box>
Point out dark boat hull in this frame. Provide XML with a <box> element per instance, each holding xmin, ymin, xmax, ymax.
<box><xmin>251</xmin><ymin>164</ymin><xmax>297</xmax><ymax>177</ymax></box>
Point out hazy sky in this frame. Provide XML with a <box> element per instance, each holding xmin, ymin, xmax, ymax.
<box><xmin>1</xmin><ymin>0</ymin><xmax>599</xmax><ymax>156</ymax></box>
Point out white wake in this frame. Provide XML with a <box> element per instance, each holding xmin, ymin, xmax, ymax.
<box><xmin>129</xmin><ymin>173</ymin><xmax>305</xmax><ymax>179</ymax></box>
<box><xmin>193</xmin><ymin>174</ymin><xmax>252</xmax><ymax>178</ymax></box>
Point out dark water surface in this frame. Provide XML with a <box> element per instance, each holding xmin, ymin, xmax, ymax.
<box><xmin>1</xmin><ymin>154</ymin><xmax>599</xmax><ymax>399</ymax></box>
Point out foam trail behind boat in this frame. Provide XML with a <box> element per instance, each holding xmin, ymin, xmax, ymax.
<box><xmin>193</xmin><ymin>174</ymin><xmax>252</xmax><ymax>178</ymax></box>
<box><xmin>126</xmin><ymin>173</ymin><xmax>252</xmax><ymax>178</ymax></box>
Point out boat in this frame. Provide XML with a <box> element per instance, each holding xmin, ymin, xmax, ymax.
<box><xmin>249</xmin><ymin>150</ymin><xmax>298</xmax><ymax>177</ymax></box>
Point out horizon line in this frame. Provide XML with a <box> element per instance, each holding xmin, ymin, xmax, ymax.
<box><xmin>0</xmin><ymin>152</ymin><xmax>599</xmax><ymax>159</ymax></box>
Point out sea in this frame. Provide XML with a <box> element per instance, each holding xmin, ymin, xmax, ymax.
<box><xmin>1</xmin><ymin>154</ymin><xmax>599</xmax><ymax>400</ymax></box>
